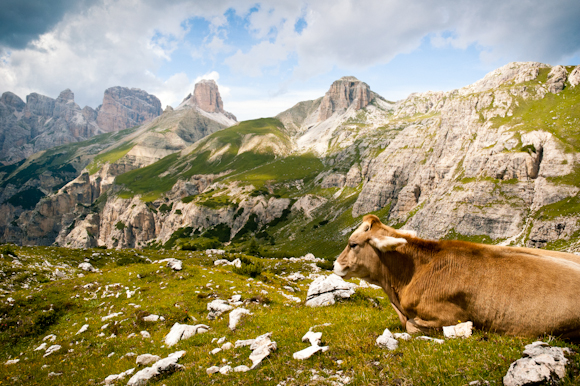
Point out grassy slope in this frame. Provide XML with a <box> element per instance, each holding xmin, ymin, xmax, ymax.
<box><xmin>114</xmin><ymin>118</ymin><xmax>294</xmax><ymax>201</ymax></box>
<box><xmin>2</xmin><ymin>246</ymin><xmax>579</xmax><ymax>386</ymax></box>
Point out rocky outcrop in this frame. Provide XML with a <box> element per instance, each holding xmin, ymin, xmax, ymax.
<box><xmin>546</xmin><ymin>65</ymin><xmax>568</xmax><ymax>94</ymax></box>
<box><xmin>179</xmin><ymin>80</ymin><xmax>237</xmax><ymax>122</ymax></box>
<box><xmin>96</xmin><ymin>87</ymin><xmax>162</xmax><ymax>132</ymax></box>
<box><xmin>0</xmin><ymin>86</ymin><xmax>162</xmax><ymax>165</ymax></box>
<box><xmin>318</xmin><ymin>77</ymin><xmax>371</xmax><ymax>122</ymax></box>
<box><xmin>570</xmin><ymin>65</ymin><xmax>580</xmax><ymax>88</ymax></box>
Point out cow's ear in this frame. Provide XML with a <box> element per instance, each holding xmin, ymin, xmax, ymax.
<box><xmin>397</xmin><ymin>229</ymin><xmax>417</xmax><ymax>237</ymax></box>
<box><xmin>370</xmin><ymin>236</ymin><xmax>407</xmax><ymax>252</ymax></box>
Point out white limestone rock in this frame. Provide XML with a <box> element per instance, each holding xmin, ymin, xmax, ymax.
<box><xmin>75</xmin><ymin>324</ymin><xmax>89</xmax><ymax>335</ymax></box>
<box><xmin>504</xmin><ymin>342</ymin><xmax>569</xmax><ymax>386</ymax></box>
<box><xmin>248</xmin><ymin>333</ymin><xmax>277</xmax><ymax>369</ymax></box>
<box><xmin>34</xmin><ymin>343</ymin><xmax>47</xmax><ymax>351</ymax></box>
<box><xmin>164</xmin><ymin>258</ymin><xmax>183</xmax><ymax>271</ymax></box>
<box><xmin>229</xmin><ymin>308</ymin><xmax>252</xmax><ymax>330</ymax></box>
<box><xmin>302</xmin><ymin>331</ymin><xmax>323</xmax><ymax>346</ymax></box>
<box><xmin>207</xmin><ymin>299</ymin><xmax>234</xmax><ymax>320</ymax></box>
<box><xmin>127</xmin><ymin>350</ymin><xmax>186</xmax><ymax>386</ymax></box>
<box><xmin>104</xmin><ymin>367</ymin><xmax>135</xmax><ymax>385</ymax></box>
<box><xmin>164</xmin><ymin>323</ymin><xmax>210</xmax><ymax>347</ymax></box>
<box><xmin>293</xmin><ymin>344</ymin><xmax>329</xmax><ymax>360</ymax></box>
<box><xmin>306</xmin><ymin>274</ymin><xmax>356</xmax><ymax>307</ymax></box>
<box><xmin>143</xmin><ymin>314</ymin><xmax>164</xmax><ymax>322</ymax></box>
<box><xmin>443</xmin><ymin>321</ymin><xmax>473</xmax><ymax>339</ymax></box>
<box><xmin>287</xmin><ymin>272</ymin><xmax>306</xmax><ymax>281</ymax></box>
<box><xmin>5</xmin><ymin>359</ymin><xmax>19</xmax><ymax>365</ymax></box>
<box><xmin>43</xmin><ymin>334</ymin><xmax>57</xmax><ymax>342</ymax></box>
<box><xmin>376</xmin><ymin>328</ymin><xmax>398</xmax><ymax>350</ymax></box>
<box><xmin>206</xmin><ymin>366</ymin><xmax>220</xmax><ymax>374</ymax></box>
<box><xmin>136</xmin><ymin>354</ymin><xmax>161</xmax><ymax>366</ymax></box>
<box><xmin>78</xmin><ymin>262</ymin><xmax>96</xmax><ymax>272</ymax></box>
<box><xmin>43</xmin><ymin>345</ymin><xmax>61</xmax><ymax>357</ymax></box>
<box><xmin>393</xmin><ymin>333</ymin><xmax>412</xmax><ymax>341</ymax></box>
<box><xmin>140</xmin><ymin>331</ymin><xmax>151</xmax><ymax>339</ymax></box>
<box><xmin>234</xmin><ymin>365</ymin><xmax>251</xmax><ymax>372</ymax></box>
<box><xmin>416</xmin><ymin>336</ymin><xmax>444</xmax><ymax>344</ymax></box>
<box><xmin>219</xmin><ymin>365</ymin><xmax>232</xmax><ymax>374</ymax></box>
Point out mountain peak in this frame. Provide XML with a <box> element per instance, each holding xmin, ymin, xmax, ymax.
<box><xmin>179</xmin><ymin>79</ymin><xmax>237</xmax><ymax>122</ymax></box>
<box><xmin>318</xmin><ymin>77</ymin><xmax>371</xmax><ymax>121</ymax></box>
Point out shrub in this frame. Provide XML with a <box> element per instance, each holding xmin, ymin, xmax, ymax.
<box><xmin>0</xmin><ymin>245</ymin><xmax>17</xmax><ymax>257</ymax></box>
<box><xmin>233</xmin><ymin>257</ymin><xmax>263</xmax><ymax>278</ymax></box>
<box><xmin>316</xmin><ymin>259</ymin><xmax>334</xmax><ymax>271</ymax></box>
<box><xmin>115</xmin><ymin>221</ymin><xmax>126</xmax><ymax>230</ymax></box>
<box><xmin>180</xmin><ymin>237</ymin><xmax>221</xmax><ymax>251</ymax></box>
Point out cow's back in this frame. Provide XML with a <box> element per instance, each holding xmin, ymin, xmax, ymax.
<box><xmin>401</xmin><ymin>240</ymin><xmax>580</xmax><ymax>337</ymax></box>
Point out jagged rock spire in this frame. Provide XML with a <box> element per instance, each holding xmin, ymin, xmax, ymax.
<box><xmin>318</xmin><ymin>76</ymin><xmax>371</xmax><ymax>121</ymax></box>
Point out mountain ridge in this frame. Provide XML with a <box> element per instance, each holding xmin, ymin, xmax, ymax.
<box><xmin>2</xmin><ymin>62</ymin><xmax>580</xmax><ymax>260</ymax></box>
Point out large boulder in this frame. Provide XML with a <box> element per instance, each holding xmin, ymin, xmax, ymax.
<box><xmin>305</xmin><ymin>274</ymin><xmax>356</xmax><ymax>307</ymax></box>
<box><xmin>503</xmin><ymin>341</ymin><xmax>569</xmax><ymax>386</ymax></box>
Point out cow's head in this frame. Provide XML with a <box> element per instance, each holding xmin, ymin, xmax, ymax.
<box><xmin>333</xmin><ymin>215</ymin><xmax>415</xmax><ymax>281</ymax></box>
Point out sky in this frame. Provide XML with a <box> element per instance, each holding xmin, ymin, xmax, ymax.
<box><xmin>1</xmin><ymin>0</ymin><xmax>579</xmax><ymax>122</ymax></box>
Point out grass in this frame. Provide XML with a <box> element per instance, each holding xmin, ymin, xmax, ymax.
<box><xmin>86</xmin><ymin>141</ymin><xmax>135</xmax><ymax>175</ymax></box>
<box><xmin>1</xmin><ymin>245</ymin><xmax>579</xmax><ymax>386</ymax></box>
<box><xmin>489</xmin><ymin>68</ymin><xmax>580</xmax><ymax>152</ymax></box>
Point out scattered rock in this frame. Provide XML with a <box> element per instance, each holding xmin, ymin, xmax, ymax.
<box><xmin>302</xmin><ymin>331</ymin><xmax>322</xmax><ymax>346</ymax></box>
<box><xmin>140</xmin><ymin>331</ymin><xmax>151</xmax><ymax>339</ymax></box>
<box><xmin>43</xmin><ymin>345</ymin><xmax>61</xmax><ymax>357</ymax></box>
<box><xmin>43</xmin><ymin>334</ymin><xmax>57</xmax><ymax>342</ymax></box>
<box><xmin>211</xmin><ymin>348</ymin><xmax>222</xmax><ymax>355</ymax></box>
<box><xmin>234</xmin><ymin>365</ymin><xmax>251</xmax><ymax>372</ymax></box>
<box><xmin>34</xmin><ymin>343</ymin><xmax>47</xmax><ymax>351</ymax></box>
<box><xmin>78</xmin><ymin>262</ymin><xmax>96</xmax><ymax>272</ymax></box>
<box><xmin>127</xmin><ymin>350</ymin><xmax>186</xmax><ymax>386</ymax></box>
<box><xmin>219</xmin><ymin>365</ymin><xmax>232</xmax><ymax>374</ymax></box>
<box><xmin>229</xmin><ymin>308</ymin><xmax>252</xmax><ymax>330</ymax></box>
<box><xmin>48</xmin><ymin>372</ymin><xmax>62</xmax><ymax>377</ymax></box>
<box><xmin>104</xmin><ymin>368</ymin><xmax>135</xmax><ymax>385</ymax></box>
<box><xmin>5</xmin><ymin>359</ymin><xmax>19</xmax><ymax>365</ymax></box>
<box><xmin>393</xmin><ymin>333</ymin><xmax>412</xmax><ymax>341</ymax></box>
<box><xmin>287</xmin><ymin>272</ymin><xmax>306</xmax><ymax>281</ymax></box>
<box><xmin>306</xmin><ymin>274</ymin><xmax>356</xmax><ymax>307</ymax></box>
<box><xmin>222</xmin><ymin>342</ymin><xmax>233</xmax><ymax>350</ymax></box>
<box><xmin>206</xmin><ymin>366</ymin><xmax>220</xmax><ymax>375</ymax></box>
<box><xmin>248</xmin><ymin>333</ymin><xmax>277</xmax><ymax>369</ymax></box>
<box><xmin>443</xmin><ymin>321</ymin><xmax>473</xmax><ymax>339</ymax></box>
<box><xmin>293</xmin><ymin>345</ymin><xmax>329</xmax><ymax>360</ymax></box>
<box><xmin>164</xmin><ymin>323</ymin><xmax>210</xmax><ymax>347</ymax></box>
<box><xmin>376</xmin><ymin>328</ymin><xmax>398</xmax><ymax>350</ymax></box>
<box><xmin>136</xmin><ymin>354</ymin><xmax>161</xmax><ymax>366</ymax></box>
<box><xmin>75</xmin><ymin>324</ymin><xmax>89</xmax><ymax>335</ymax></box>
<box><xmin>143</xmin><ymin>314</ymin><xmax>165</xmax><ymax>322</ymax></box>
<box><xmin>416</xmin><ymin>336</ymin><xmax>444</xmax><ymax>344</ymax></box>
<box><xmin>163</xmin><ymin>258</ymin><xmax>183</xmax><ymax>271</ymax></box>
<box><xmin>207</xmin><ymin>299</ymin><xmax>234</xmax><ymax>320</ymax></box>
<box><xmin>504</xmin><ymin>341</ymin><xmax>569</xmax><ymax>386</ymax></box>
<box><xmin>101</xmin><ymin>312</ymin><xmax>123</xmax><ymax>322</ymax></box>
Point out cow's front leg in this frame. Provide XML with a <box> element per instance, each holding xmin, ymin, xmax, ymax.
<box><xmin>391</xmin><ymin>302</ymin><xmax>408</xmax><ymax>328</ymax></box>
<box><xmin>406</xmin><ymin>317</ymin><xmax>442</xmax><ymax>335</ymax></box>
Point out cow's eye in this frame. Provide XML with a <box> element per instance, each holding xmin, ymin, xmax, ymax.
<box><xmin>349</xmin><ymin>242</ymin><xmax>358</xmax><ymax>249</ymax></box>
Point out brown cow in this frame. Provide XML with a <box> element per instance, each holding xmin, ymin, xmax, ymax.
<box><xmin>333</xmin><ymin>214</ymin><xmax>580</xmax><ymax>338</ymax></box>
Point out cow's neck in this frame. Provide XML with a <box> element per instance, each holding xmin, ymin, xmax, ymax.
<box><xmin>375</xmin><ymin>238</ymin><xmax>436</xmax><ymax>312</ymax></box>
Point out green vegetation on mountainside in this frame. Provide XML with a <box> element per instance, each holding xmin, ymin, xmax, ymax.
<box><xmin>1</xmin><ymin>245</ymin><xmax>580</xmax><ymax>386</ymax></box>
<box><xmin>0</xmin><ymin>126</ymin><xmax>139</xmax><ymax>191</ymax></box>
<box><xmin>490</xmin><ymin>67</ymin><xmax>580</xmax><ymax>151</ymax></box>
<box><xmin>113</xmin><ymin>118</ymin><xmax>296</xmax><ymax>201</ymax></box>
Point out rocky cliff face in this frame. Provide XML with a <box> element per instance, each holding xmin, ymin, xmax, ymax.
<box><xmin>96</xmin><ymin>87</ymin><xmax>162</xmax><ymax>132</ymax></box>
<box><xmin>318</xmin><ymin>76</ymin><xmax>372</xmax><ymax>121</ymax></box>
<box><xmin>179</xmin><ymin>80</ymin><xmax>237</xmax><ymax>123</ymax></box>
<box><xmin>0</xmin><ymin>87</ymin><xmax>162</xmax><ymax>165</ymax></box>
<box><xmin>5</xmin><ymin>62</ymin><xmax>580</xmax><ymax>257</ymax></box>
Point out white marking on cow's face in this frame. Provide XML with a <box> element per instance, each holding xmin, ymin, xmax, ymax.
<box><xmin>369</xmin><ymin>235</ymin><xmax>407</xmax><ymax>253</ymax></box>
<box><xmin>333</xmin><ymin>259</ymin><xmax>348</xmax><ymax>277</ymax></box>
